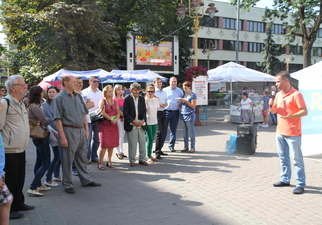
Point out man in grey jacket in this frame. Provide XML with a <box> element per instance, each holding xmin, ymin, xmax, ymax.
<box><xmin>0</xmin><ymin>75</ymin><xmax>34</xmax><ymax>220</ymax></box>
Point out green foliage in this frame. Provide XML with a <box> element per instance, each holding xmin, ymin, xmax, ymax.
<box><xmin>257</xmin><ymin>23</ymin><xmax>284</xmax><ymax>75</ymax></box>
<box><xmin>231</xmin><ymin>0</ymin><xmax>322</xmax><ymax>68</ymax></box>
<box><xmin>1</xmin><ymin>0</ymin><xmax>193</xmax><ymax>84</ymax></box>
<box><xmin>1</xmin><ymin>0</ymin><xmax>120</xmax><ymax>78</ymax></box>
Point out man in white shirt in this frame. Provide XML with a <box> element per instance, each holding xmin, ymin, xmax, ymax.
<box><xmin>82</xmin><ymin>76</ymin><xmax>102</xmax><ymax>163</ymax></box>
<box><xmin>153</xmin><ymin>78</ymin><xmax>168</xmax><ymax>159</ymax></box>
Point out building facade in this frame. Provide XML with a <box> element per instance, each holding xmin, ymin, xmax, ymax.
<box><xmin>193</xmin><ymin>1</ymin><xmax>322</xmax><ymax>73</ymax></box>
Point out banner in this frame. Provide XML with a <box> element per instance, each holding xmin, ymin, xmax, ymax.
<box><xmin>192</xmin><ymin>76</ymin><xmax>208</xmax><ymax>106</ymax></box>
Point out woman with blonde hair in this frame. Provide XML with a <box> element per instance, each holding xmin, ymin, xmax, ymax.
<box><xmin>145</xmin><ymin>84</ymin><xmax>160</xmax><ymax>162</ymax></box>
<box><xmin>113</xmin><ymin>84</ymin><xmax>127</xmax><ymax>159</ymax></box>
<box><xmin>97</xmin><ymin>85</ymin><xmax>120</xmax><ymax>170</ymax></box>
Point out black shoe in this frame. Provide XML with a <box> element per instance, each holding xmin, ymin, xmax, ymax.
<box><xmin>153</xmin><ymin>150</ymin><xmax>156</xmax><ymax>153</ymax></box>
<box><xmin>65</xmin><ymin>187</ymin><xmax>76</xmax><ymax>194</ymax></box>
<box><xmin>273</xmin><ymin>181</ymin><xmax>290</xmax><ymax>187</ymax></box>
<box><xmin>169</xmin><ymin>147</ymin><xmax>176</xmax><ymax>152</ymax></box>
<box><xmin>10</xmin><ymin>211</ymin><xmax>23</xmax><ymax>219</ymax></box>
<box><xmin>156</xmin><ymin>154</ymin><xmax>162</xmax><ymax>159</ymax></box>
<box><xmin>17</xmin><ymin>204</ymin><xmax>35</xmax><ymax>211</ymax></box>
<box><xmin>181</xmin><ymin>148</ymin><xmax>189</xmax><ymax>152</ymax></box>
<box><xmin>84</xmin><ymin>181</ymin><xmax>102</xmax><ymax>187</ymax></box>
<box><xmin>292</xmin><ymin>187</ymin><xmax>304</xmax><ymax>194</ymax></box>
<box><xmin>159</xmin><ymin>151</ymin><xmax>168</xmax><ymax>156</ymax></box>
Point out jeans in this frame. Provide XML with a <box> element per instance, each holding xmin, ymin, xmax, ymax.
<box><xmin>145</xmin><ymin>124</ymin><xmax>158</xmax><ymax>158</ymax></box>
<box><xmin>90</xmin><ymin>123</ymin><xmax>99</xmax><ymax>160</ymax></box>
<box><xmin>270</xmin><ymin>112</ymin><xmax>277</xmax><ymax>124</ymax></box>
<box><xmin>30</xmin><ymin>136</ymin><xmax>51</xmax><ymax>190</ymax></box>
<box><xmin>162</xmin><ymin>110</ymin><xmax>180</xmax><ymax>148</ymax></box>
<box><xmin>46</xmin><ymin>145</ymin><xmax>61</xmax><ymax>182</ymax></box>
<box><xmin>183</xmin><ymin>120</ymin><xmax>196</xmax><ymax>149</ymax></box>
<box><xmin>276</xmin><ymin>134</ymin><xmax>306</xmax><ymax>188</ymax></box>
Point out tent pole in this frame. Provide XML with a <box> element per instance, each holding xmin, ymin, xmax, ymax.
<box><xmin>230</xmin><ymin>78</ymin><xmax>233</xmax><ymax>104</ymax></box>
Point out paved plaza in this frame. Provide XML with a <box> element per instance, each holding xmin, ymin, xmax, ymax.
<box><xmin>9</xmin><ymin>106</ymin><xmax>322</xmax><ymax>225</ymax></box>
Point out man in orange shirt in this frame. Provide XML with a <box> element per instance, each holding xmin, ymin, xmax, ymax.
<box><xmin>269</xmin><ymin>71</ymin><xmax>308</xmax><ymax>195</ymax></box>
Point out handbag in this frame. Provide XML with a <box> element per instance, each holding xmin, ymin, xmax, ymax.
<box><xmin>29</xmin><ymin>118</ymin><xmax>48</xmax><ymax>139</ymax></box>
<box><xmin>28</xmin><ymin>105</ymin><xmax>49</xmax><ymax>139</ymax></box>
<box><xmin>261</xmin><ymin>109</ymin><xmax>267</xmax><ymax>116</ymax></box>
<box><xmin>89</xmin><ymin>100</ymin><xmax>107</xmax><ymax>124</ymax></box>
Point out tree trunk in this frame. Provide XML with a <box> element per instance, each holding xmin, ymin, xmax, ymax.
<box><xmin>302</xmin><ymin>37</ymin><xmax>315</xmax><ymax>68</ymax></box>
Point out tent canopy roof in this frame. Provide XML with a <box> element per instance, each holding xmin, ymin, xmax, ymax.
<box><xmin>207</xmin><ymin>62</ymin><xmax>276</xmax><ymax>82</ymax></box>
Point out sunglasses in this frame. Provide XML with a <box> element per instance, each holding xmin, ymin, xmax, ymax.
<box><xmin>147</xmin><ymin>91</ymin><xmax>155</xmax><ymax>93</ymax></box>
<box><xmin>92</xmin><ymin>81</ymin><xmax>99</xmax><ymax>83</ymax></box>
<box><xmin>48</xmin><ymin>85</ymin><xmax>57</xmax><ymax>88</ymax></box>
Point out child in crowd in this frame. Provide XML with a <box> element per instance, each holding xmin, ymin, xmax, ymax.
<box><xmin>261</xmin><ymin>91</ymin><xmax>270</xmax><ymax>127</ymax></box>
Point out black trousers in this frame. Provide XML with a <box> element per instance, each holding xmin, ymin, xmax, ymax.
<box><xmin>155</xmin><ymin>111</ymin><xmax>166</xmax><ymax>154</ymax></box>
<box><xmin>4</xmin><ymin>151</ymin><xmax>26</xmax><ymax>212</ymax></box>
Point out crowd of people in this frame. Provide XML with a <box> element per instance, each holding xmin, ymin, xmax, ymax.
<box><xmin>0</xmin><ymin>70</ymin><xmax>309</xmax><ymax>224</ymax></box>
<box><xmin>0</xmin><ymin>74</ymin><xmax>198</xmax><ymax>222</ymax></box>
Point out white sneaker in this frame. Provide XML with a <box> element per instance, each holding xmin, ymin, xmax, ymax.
<box><xmin>37</xmin><ymin>186</ymin><xmax>52</xmax><ymax>191</ymax></box>
<box><xmin>44</xmin><ymin>181</ymin><xmax>59</xmax><ymax>187</ymax></box>
<box><xmin>53</xmin><ymin>177</ymin><xmax>62</xmax><ymax>182</ymax></box>
<box><xmin>262</xmin><ymin>124</ymin><xmax>269</xmax><ymax>128</ymax></box>
<box><xmin>259</xmin><ymin>123</ymin><xmax>265</xmax><ymax>127</ymax></box>
<box><xmin>27</xmin><ymin>189</ymin><xmax>44</xmax><ymax>196</ymax></box>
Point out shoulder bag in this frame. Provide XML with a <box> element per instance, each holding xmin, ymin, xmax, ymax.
<box><xmin>28</xmin><ymin>105</ymin><xmax>49</xmax><ymax>139</ymax></box>
<box><xmin>90</xmin><ymin>100</ymin><xmax>107</xmax><ymax>124</ymax></box>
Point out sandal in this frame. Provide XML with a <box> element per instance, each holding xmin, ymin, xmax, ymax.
<box><xmin>189</xmin><ymin>149</ymin><xmax>195</xmax><ymax>153</ymax></box>
<box><xmin>116</xmin><ymin>153</ymin><xmax>123</xmax><ymax>160</ymax></box>
<box><xmin>150</xmin><ymin>157</ymin><xmax>158</xmax><ymax>161</ymax></box>
<box><xmin>97</xmin><ymin>163</ymin><xmax>106</xmax><ymax>170</ymax></box>
<box><xmin>106</xmin><ymin>161</ymin><xmax>115</xmax><ymax>168</ymax></box>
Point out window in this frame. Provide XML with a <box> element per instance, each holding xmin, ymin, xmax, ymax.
<box><xmin>312</xmin><ymin>47</ymin><xmax>322</xmax><ymax>56</ymax></box>
<box><xmin>223</xmin><ymin>18</ymin><xmax>243</xmax><ymax>30</ymax></box>
<box><xmin>271</xmin><ymin>24</ymin><xmax>285</xmax><ymax>34</ymax></box>
<box><xmin>247</xmin><ymin>21</ymin><xmax>265</xmax><ymax>32</ymax></box>
<box><xmin>198</xmin><ymin>60</ymin><xmax>219</xmax><ymax>69</ymax></box>
<box><xmin>223</xmin><ymin>40</ymin><xmax>243</xmax><ymax>51</ymax></box>
<box><xmin>247</xmin><ymin>62</ymin><xmax>262</xmax><ymax>71</ymax></box>
<box><xmin>317</xmin><ymin>29</ymin><xmax>322</xmax><ymax>38</ymax></box>
<box><xmin>273</xmin><ymin>44</ymin><xmax>286</xmax><ymax>55</ymax></box>
<box><xmin>198</xmin><ymin>38</ymin><xmax>218</xmax><ymax>49</ymax></box>
<box><xmin>291</xmin><ymin>46</ymin><xmax>303</xmax><ymax>55</ymax></box>
<box><xmin>200</xmin><ymin>16</ymin><xmax>218</xmax><ymax>28</ymax></box>
<box><xmin>247</xmin><ymin>42</ymin><xmax>264</xmax><ymax>52</ymax></box>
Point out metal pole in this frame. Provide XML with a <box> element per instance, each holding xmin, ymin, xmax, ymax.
<box><xmin>193</xmin><ymin>19</ymin><xmax>200</xmax><ymax>67</ymax></box>
<box><xmin>236</xmin><ymin>0</ymin><xmax>240</xmax><ymax>63</ymax></box>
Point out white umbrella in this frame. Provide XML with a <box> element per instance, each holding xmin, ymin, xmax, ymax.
<box><xmin>207</xmin><ymin>62</ymin><xmax>276</xmax><ymax>103</ymax></box>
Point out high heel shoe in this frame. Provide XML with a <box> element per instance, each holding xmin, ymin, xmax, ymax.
<box><xmin>106</xmin><ymin>161</ymin><xmax>115</xmax><ymax>168</ymax></box>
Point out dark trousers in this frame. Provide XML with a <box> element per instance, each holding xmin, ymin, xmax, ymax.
<box><xmin>155</xmin><ymin>111</ymin><xmax>166</xmax><ymax>154</ymax></box>
<box><xmin>4</xmin><ymin>151</ymin><xmax>26</xmax><ymax>212</ymax></box>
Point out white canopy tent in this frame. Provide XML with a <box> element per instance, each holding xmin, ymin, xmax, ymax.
<box><xmin>207</xmin><ymin>62</ymin><xmax>276</xmax><ymax>103</ymax></box>
<box><xmin>291</xmin><ymin>62</ymin><xmax>322</xmax><ymax>156</ymax></box>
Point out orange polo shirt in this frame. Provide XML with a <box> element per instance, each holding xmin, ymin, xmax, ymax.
<box><xmin>272</xmin><ymin>87</ymin><xmax>306</xmax><ymax>136</ymax></box>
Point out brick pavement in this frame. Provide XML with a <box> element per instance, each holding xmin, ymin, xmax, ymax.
<box><xmin>9</xmin><ymin>106</ymin><xmax>322</xmax><ymax>225</ymax></box>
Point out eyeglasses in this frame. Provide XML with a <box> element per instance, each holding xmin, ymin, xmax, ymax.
<box><xmin>92</xmin><ymin>81</ymin><xmax>99</xmax><ymax>83</ymax></box>
<box><xmin>48</xmin><ymin>85</ymin><xmax>57</xmax><ymax>88</ymax></box>
<box><xmin>13</xmin><ymin>83</ymin><xmax>27</xmax><ymax>86</ymax></box>
<box><xmin>147</xmin><ymin>91</ymin><xmax>155</xmax><ymax>93</ymax></box>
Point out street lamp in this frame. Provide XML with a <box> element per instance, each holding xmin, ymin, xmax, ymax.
<box><xmin>176</xmin><ymin>0</ymin><xmax>218</xmax><ymax>67</ymax></box>
<box><xmin>311</xmin><ymin>54</ymin><xmax>322</xmax><ymax>64</ymax></box>
<box><xmin>281</xmin><ymin>53</ymin><xmax>294</xmax><ymax>71</ymax></box>
<box><xmin>202</xmin><ymin>40</ymin><xmax>216</xmax><ymax>70</ymax></box>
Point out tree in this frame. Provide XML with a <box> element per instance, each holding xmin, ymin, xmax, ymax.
<box><xmin>257</xmin><ymin>23</ymin><xmax>283</xmax><ymax>75</ymax></box>
<box><xmin>231</xmin><ymin>0</ymin><xmax>322</xmax><ymax>68</ymax></box>
<box><xmin>1</xmin><ymin>0</ymin><xmax>119</xmax><ymax>79</ymax></box>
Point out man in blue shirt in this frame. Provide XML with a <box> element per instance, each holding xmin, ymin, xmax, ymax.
<box><xmin>161</xmin><ymin>77</ymin><xmax>183</xmax><ymax>152</ymax></box>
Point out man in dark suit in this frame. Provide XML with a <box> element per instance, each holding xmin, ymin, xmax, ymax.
<box><xmin>123</xmin><ymin>82</ymin><xmax>149</xmax><ymax>167</ymax></box>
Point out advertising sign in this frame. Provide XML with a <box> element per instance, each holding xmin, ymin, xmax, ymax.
<box><xmin>192</xmin><ymin>76</ymin><xmax>208</xmax><ymax>106</ymax></box>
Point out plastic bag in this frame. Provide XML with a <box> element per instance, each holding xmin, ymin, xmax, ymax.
<box><xmin>47</xmin><ymin>125</ymin><xmax>58</xmax><ymax>147</ymax></box>
<box><xmin>225</xmin><ymin>133</ymin><xmax>237</xmax><ymax>154</ymax></box>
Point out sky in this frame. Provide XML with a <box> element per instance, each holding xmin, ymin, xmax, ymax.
<box><xmin>0</xmin><ymin>0</ymin><xmax>274</xmax><ymax>45</ymax></box>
